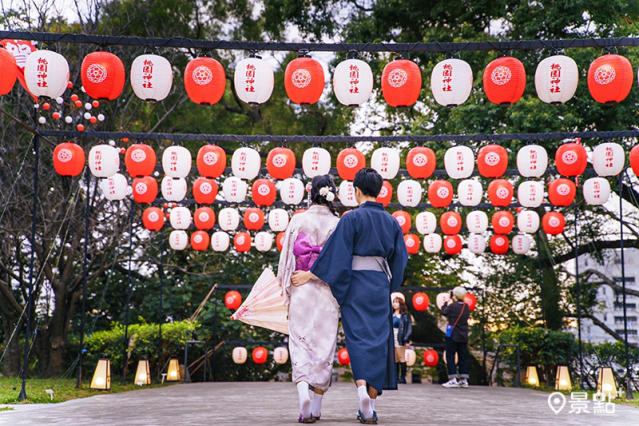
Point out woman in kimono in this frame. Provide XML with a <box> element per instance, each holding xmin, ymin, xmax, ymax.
<box><xmin>278</xmin><ymin>174</ymin><xmax>340</xmax><ymax>424</ymax></box>
<box><xmin>292</xmin><ymin>168</ymin><xmax>408</xmax><ymax>425</ymax></box>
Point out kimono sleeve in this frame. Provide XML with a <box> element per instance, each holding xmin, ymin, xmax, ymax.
<box><xmin>388</xmin><ymin>225</ymin><xmax>408</xmax><ymax>292</ymax></box>
<box><xmin>276</xmin><ymin>215</ymin><xmax>300</xmax><ymax>304</ymax></box>
<box><xmin>310</xmin><ymin>214</ymin><xmax>355</xmax><ymax>305</ymax></box>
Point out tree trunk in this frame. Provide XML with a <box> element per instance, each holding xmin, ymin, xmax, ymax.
<box><xmin>45</xmin><ymin>289</ymin><xmax>72</xmax><ymax>377</ymax></box>
<box><xmin>537</xmin><ymin>230</ymin><xmax>562</xmax><ymax>330</ymax></box>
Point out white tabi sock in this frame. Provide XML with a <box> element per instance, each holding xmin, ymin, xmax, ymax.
<box><xmin>297</xmin><ymin>382</ymin><xmax>312</xmax><ymax>419</ymax></box>
<box><xmin>370</xmin><ymin>397</ymin><xmax>376</xmax><ymax>412</ymax></box>
<box><xmin>357</xmin><ymin>385</ymin><xmax>373</xmax><ymax>419</ymax></box>
<box><xmin>310</xmin><ymin>392</ymin><xmax>322</xmax><ymax>417</ymax></box>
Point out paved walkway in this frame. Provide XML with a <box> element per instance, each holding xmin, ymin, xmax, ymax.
<box><xmin>1</xmin><ymin>382</ymin><xmax>636</xmax><ymax>425</ymax></box>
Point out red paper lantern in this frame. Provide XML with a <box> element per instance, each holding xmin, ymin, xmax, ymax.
<box><xmin>477</xmin><ymin>144</ymin><xmax>509</xmax><ymax>178</ymax></box>
<box><xmin>184</xmin><ymin>57</ymin><xmax>226</xmax><ymax>105</ymax></box>
<box><xmin>483</xmin><ymin>56</ymin><xmax>526</xmax><ymax>105</ymax></box>
<box><xmin>234</xmin><ymin>231</ymin><xmax>251</xmax><ymax>252</ymax></box>
<box><xmin>244</xmin><ymin>208</ymin><xmax>265</xmax><ymax>231</ymax></box>
<box><xmin>0</xmin><ymin>47</ymin><xmax>18</xmax><ymax>95</ymax></box>
<box><xmin>194</xmin><ymin>207</ymin><xmax>216</xmax><ymax>230</ymax></box>
<box><xmin>266</xmin><ymin>147</ymin><xmax>296</xmax><ymax>180</ymax></box>
<box><xmin>276</xmin><ymin>232</ymin><xmax>285</xmax><ymax>251</ymax></box>
<box><xmin>463</xmin><ymin>293</ymin><xmax>477</xmax><ymax>311</ymax></box>
<box><xmin>393</xmin><ymin>210</ymin><xmax>412</xmax><ymax>234</ymax></box>
<box><xmin>252</xmin><ymin>346</ymin><xmax>268</xmax><ymax>364</ymax></box>
<box><xmin>142</xmin><ymin>207</ymin><xmax>165</xmax><ymax>231</ymax></box>
<box><xmin>376</xmin><ymin>181</ymin><xmax>393</xmax><ymax>206</ymax></box>
<box><xmin>440</xmin><ymin>211</ymin><xmax>462</xmax><ymax>235</ymax></box>
<box><xmin>423</xmin><ymin>349</ymin><xmax>439</xmax><ymax>366</ymax></box>
<box><xmin>490</xmin><ymin>234</ymin><xmax>509</xmax><ymax>254</ymax></box>
<box><xmin>412</xmin><ymin>292</ymin><xmax>429</xmax><ymax>311</ymax></box>
<box><xmin>336</xmin><ymin>148</ymin><xmax>365</xmax><ymax>180</ymax></box>
<box><xmin>555</xmin><ymin>142</ymin><xmax>587</xmax><ymax>177</ymax></box>
<box><xmin>381</xmin><ymin>59</ymin><xmax>422</xmax><ymax>107</ymax></box>
<box><xmin>132</xmin><ymin>176</ymin><xmax>158</xmax><ymax>203</ymax></box>
<box><xmin>337</xmin><ymin>348</ymin><xmax>350</xmax><ymax>365</ymax></box>
<box><xmin>284</xmin><ymin>56</ymin><xmax>324</xmax><ymax>105</ymax></box>
<box><xmin>252</xmin><ymin>179</ymin><xmax>277</xmax><ymax>206</ymax></box>
<box><xmin>587</xmin><ymin>54</ymin><xmax>633</xmax><ymax>104</ymax></box>
<box><xmin>428</xmin><ymin>180</ymin><xmax>454</xmax><ymax>208</ymax></box>
<box><xmin>548</xmin><ymin>178</ymin><xmax>576</xmax><ymax>206</ymax></box>
<box><xmin>487</xmin><ymin>179</ymin><xmax>514</xmax><ymax>207</ymax></box>
<box><xmin>53</xmin><ymin>142</ymin><xmax>85</xmax><ymax>176</ymax></box>
<box><xmin>542</xmin><ymin>211</ymin><xmax>565</xmax><ymax>235</ymax></box>
<box><xmin>404</xmin><ymin>233</ymin><xmax>420</xmax><ymax>255</ymax></box>
<box><xmin>406</xmin><ymin>146</ymin><xmax>436</xmax><ymax>178</ymax></box>
<box><xmin>443</xmin><ymin>234</ymin><xmax>462</xmax><ymax>255</ymax></box>
<box><xmin>80</xmin><ymin>51</ymin><xmax>125</xmax><ymax>100</ymax></box>
<box><xmin>125</xmin><ymin>144</ymin><xmax>156</xmax><ymax>177</ymax></box>
<box><xmin>491</xmin><ymin>211</ymin><xmax>514</xmax><ymax>234</ymax></box>
<box><xmin>196</xmin><ymin>145</ymin><xmax>226</xmax><ymax>178</ymax></box>
<box><xmin>630</xmin><ymin>145</ymin><xmax>639</xmax><ymax>176</ymax></box>
<box><xmin>191</xmin><ymin>231</ymin><xmax>210</xmax><ymax>251</ymax></box>
<box><xmin>193</xmin><ymin>177</ymin><xmax>219</xmax><ymax>204</ymax></box>
<box><xmin>225</xmin><ymin>290</ymin><xmax>242</xmax><ymax>310</ymax></box>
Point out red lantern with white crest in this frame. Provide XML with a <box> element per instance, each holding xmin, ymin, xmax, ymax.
<box><xmin>393</xmin><ymin>210</ymin><xmax>412</xmax><ymax>234</ymax></box>
<box><xmin>53</xmin><ymin>142</ymin><xmax>85</xmax><ymax>176</ymax></box>
<box><xmin>376</xmin><ymin>181</ymin><xmax>393</xmax><ymax>206</ymax></box>
<box><xmin>381</xmin><ymin>58</ymin><xmax>421</xmax><ymax>107</ymax></box>
<box><xmin>542</xmin><ymin>212</ymin><xmax>565</xmax><ymax>235</ymax></box>
<box><xmin>423</xmin><ymin>233</ymin><xmax>442</xmax><ymax>253</ymax></box>
<box><xmin>193</xmin><ymin>207</ymin><xmax>216</xmax><ymax>230</ymax></box>
<box><xmin>428</xmin><ymin>180</ymin><xmax>453</xmax><ymax>208</ymax></box>
<box><xmin>406</xmin><ymin>146</ymin><xmax>436</xmax><ymax>178</ymax></box>
<box><xmin>457</xmin><ymin>179</ymin><xmax>482</xmax><ymax>207</ymax></box>
<box><xmin>184</xmin><ymin>57</ymin><xmax>226</xmax><ymax>105</ymax></box>
<box><xmin>517</xmin><ymin>181</ymin><xmax>544</xmax><ymax>208</ymax></box>
<box><xmin>244</xmin><ymin>208</ymin><xmax>265</xmax><ymax>231</ymax></box>
<box><xmin>583</xmin><ymin>177</ymin><xmax>611</xmax><ymax>206</ymax></box>
<box><xmin>483</xmin><ymin>56</ymin><xmax>526</xmax><ymax>105</ymax></box>
<box><xmin>467</xmin><ymin>234</ymin><xmax>486</xmax><ymax>254</ymax></box>
<box><xmin>193</xmin><ymin>177</ymin><xmax>218</xmax><ymax>204</ymax></box>
<box><xmin>466</xmin><ymin>211</ymin><xmax>488</xmax><ymax>233</ymax></box>
<box><xmin>211</xmin><ymin>231</ymin><xmax>230</xmax><ymax>252</ymax></box>
<box><xmin>487</xmin><ymin>179</ymin><xmax>513</xmax><ymax>207</ymax></box>
<box><xmin>555</xmin><ymin>142</ymin><xmax>587</xmax><ymax>177</ymax></box>
<box><xmin>517</xmin><ymin>210</ymin><xmax>540</xmax><ymax>233</ymax></box>
<box><xmin>223</xmin><ymin>177</ymin><xmax>248</xmax><ymax>203</ymax></box>
<box><xmin>130</xmin><ymin>54</ymin><xmax>173</xmax><ymax>102</ymax></box>
<box><xmin>534</xmin><ymin>55</ymin><xmax>579</xmax><ymax>104</ymax></box>
<box><xmin>339</xmin><ymin>180</ymin><xmax>358</xmax><ymax>207</ymax></box>
<box><xmin>592</xmin><ymin>143</ymin><xmax>625</xmax><ymax>176</ymax></box>
<box><xmin>162</xmin><ymin>146</ymin><xmax>191</xmax><ymax>179</ymax></box>
<box><xmin>24</xmin><ymin>50</ymin><xmax>69</xmax><ymax>99</ymax></box>
<box><xmin>302</xmin><ymin>147</ymin><xmax>331</xmax><ymax>178</ymax></box>
<box><xmin>234</xmin><ymin>232</ymin><xmax>251</xmax><ymax>252</ymax></box>
<box><xmin>630</xmin><ymin>145</ymin><xmax>639</xmax><ymax>176</ymax></box>
<box><xmin>337</xmin><ymin>348</ymin><xmax>350</xmax><ymax>365</ymax></box>
<box><xmin>517</xmin><ymin>145</ymin><xmax>548</xmax><ymax>178</ymax></box>
<box><xmin>440</xmin><ymin>211</ymin><xmax>462</xmax><ymax>235</ymax></box>
<box><xmin>100</xmin><ymin>173</ymin><xmax>128</xmax><ymax>201</ymax></box>
<box><xmin>234</xmin><ymin>57</ymin><xmax>274</xmax><ymax>105</ymax></box>
<box><xmin>0</xmin><ymin>48</ymin><xmax>17</xmax><ymax>95</ymax></box>
<box><xmin>284</xmin><ymin>56</ymin><xmax>324</xmax><ymax>105</ymax></box>
<box><xmin>548</xmin><ymin>178</ymin><xmax>576</xmax><ymax>206</ymax></box>
<box><xmin>587</xmin><ymin>54</ymin><xmax>633</xmax><ymax>104</ymax></box>
<box><xmin>132</xmin><ymin>176</ymin><xmax>158</xmax><ymax>204</ymax></box>
<box><xmin>333</xmin><ymin>58</ymin><xmax>374</xmax><ymax>106</ymax></box>
<box><xmin>218</xmin><ymin>208</ymin><xmax>240</xmax><ymax>231</ymax></box>
<box><xmin>412</xmin><ymin>292</ymin><xmax>429</xmax><ymax>311</ymax></box>
<box><xmin>444</xmin><ymin>146</ymin><xmax>474</xmax><ymax>179</ymax></box>
<box><xmin>169</xmin><ymin>207</ymin><xmax>192</xmax><ymax>230</ymax></box>
<box><xmin>252</xmin><ymin>179</ymin><xmax>277</xmax><ymax>206</ymax></box>
<box><xmin>280</xmin><ymin>178</ymin><xmax>304</xmax><ymax>205</ymax></box>
<box><xmin>225</xmin><ymin>291</ymin><xmax>242</xmax><ymax>310</ymax></box>
<box><xmin>492</xmin><ymin>211</ymin><xmax>514</xmax><ymax>234</ymax></box>
<box><xmin>416</xmin><ymin>212</ymin><xmax>437</xmax><ymax>234</ymax></box>
<box><xmin>490</xmin><ymin>234</ymin><xmax>509</xmax><ymax>254</ymax></box>
<box><xmin>143</xmin><ymin>207</ymin><xmax>165</xmax><ymax>231</ymax></box>
<box><xmin>404</xmin><ymin>234</ymin><xmax>420</xmax><ymax>255</ymax></box>
<box><xmin>232</xmin><ymin>147</ymin><xmax>260</xmax><ymax>180</ymax></box>
<box><xmin>371</xmin><ymin>147</ymin><xmax>400</xmax><ymax>179</ymax></box>
<box><xmin>197</xmin><ymin>145</ymin><xmax>226</xmax><ymax>178</ymax></box>
<box><xmin>125</xmin><ymin>144</ymin><xmax>156</xmax><ymax>177</ymax></box>
<box><xmin>191</xmin><ymin>231</ymin><xmax>210</xmax><ymax>251</ymax></box>
<box><xmin>268</xmin><ymin>209</ymin><xmax>289</xmax><ymax>232</ymax></box>
<box><xmin>276</xmin><ymin>232</ymin><xmax>285</xmax><ymax>251</ymax></box>
<box><xmin>431</xmin><ymin>58</ymin><xmax>473</xmax><ymax>107</ymax></box>
<box><xmin>463</xmin><ymin>293</ymin><xmax>477</xmax><ymax>311</ymax></box>
<box><xmin>81</xmin><ymin>51</ymin><xmax>125</xmax><ymax>100</ymax></box>
<box><xmin>397</xmin><ymin>180</ymin><xmax>422</xmax><ymax>207</ymax></box>
<box><xmin>161</xmin><ymin>177</ymin><xmax>187</xmax><ymax>202</ymax></box>
<box><xmin>478</xmin><ymin>144</ymin><xmax>508</xmax><ymax>178</ymax></box>
<box><xmin>88</xmin><ymin>144</ymin><xmax>120</xmax><ymax>178</ymax></box>
<box><xmin>443</xmin><ymin>234</ymin><xmax>463</xmax><ymax>255</ymax></box>
<box><xmin>267</xmin><ymin>147</ymin><xmax>296</xmax><ymax>180</ymax></box>
<box><xmin>336</xmin><ymin>148</ymin><xmax>365</xmax><ymax>180</ymax></box>
<box><xmin>424</xmin><ymin>350</ymin><xmax>439</xmax><ymax>366</ymax></box>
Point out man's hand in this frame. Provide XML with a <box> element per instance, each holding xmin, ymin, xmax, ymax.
<box><xmin>291</xmin><ymin>270</ymin><xmax>315</xmax><ymax>287</ymax></box>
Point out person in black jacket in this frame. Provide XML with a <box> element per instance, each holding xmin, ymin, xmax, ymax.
<box><xmin>441</xmin><ymin>286</ymin><xmax>470</xmax><ymax>388</ymax></box>
<box><xmin>391</xmin><ymin>292</ymin><xmax>412</xmax><ymax>384</ymax></box>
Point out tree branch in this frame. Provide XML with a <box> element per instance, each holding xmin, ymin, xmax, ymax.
<box><xmin>547</xmin><ymin>239</ymin><xmax>639</xmax><ymax>266</ymax></box>
<box><xmin>565</xmin><ymin>313</ymin><xmax>637</xmax><ymax>348</ymax></box>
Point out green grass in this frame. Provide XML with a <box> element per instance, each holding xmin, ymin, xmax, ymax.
<box><xmin>0</xmin><ymin>407</ymin><xmax>14</xmax><ymax>411</ymax></box>
<box><xmin>0</xmin><ymin>377</ymin><xmax>176</xmax><ymax>404</ymax></box>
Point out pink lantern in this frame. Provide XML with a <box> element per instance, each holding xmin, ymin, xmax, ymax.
<box><xmin>161</xmin><ymin>177</ymin><xmax>187</xmax><ymax>202</ymax></box>
<box><xmin>516</xmin><ymin>145</ymin><xmax>548</xmax><ymax>178</ymax></box>
<box><xmin>444</xmin><ymin>146</ymin><xmax>474</xmax><ymax>179</ymax></box>
<box><xmin>592</xmin><ymin>143</ymin><xmax>625</xmax><ymax>177</ymax></box>
<box><xmin>234</xmin><ymin>57</ymin><xmax>274</xmax><ymax>105</ymax></box>
<box><xmin>169</xmin><ymin>206</ymin><xmax>192</xmax><ymax>230</ymax></box>
<box><xmin>370</xmin><ymin>147</ymin><xmax>400</xmax><ymax>179</ymax></box>
<box><xmin>423</xmin><ymin>233</ymin><xmax>442</xmax><ymax>253</ymax></box>
<box><xmin>416</xmin><ymin>212</ymin><xmax>437</xmax><ymax>235</ymax></box>
<box><xmin>339</xmin><ymin>180</ymin><xmax>358</xmax><ymax>207</ymax></box>
<box><xmin>280</xmin><ymin>178</ymin><xmax>305</xmax><ymax>205</ymax></box>
<box><xmin>222</xmin><ymin>177</ymin><xmax>248</xmax><ymax>203</ymax></box>
<box><xmin>99</xmin><ymin>173</ymin><xmax>128</xmax><ymax>201</ymax></box>
<box><xmin>517</xmin><ymin>181</ymin><xmax>544</xmax><ymax>208</ymax></box>
<box><xmin>397</xmin><ymin>180</ymin><xmax>423</xmax><ymax>207</ymax></box>
<box><xmin>88</xmin><ymin>144</ymin><xmax>120</xmax><ymax>178</ymax></box>
<box><xmin>466</xmin><ymin>211</ymin><xmax>488</xmax><ymax>233</ymax></box>
<box><xmin>169</xmin><ymin>230</ymin><xmax>188</xmax><ymax>250</ymax></box>
<box><xmin>130</xmin><ymin>54</ymin><xmax>173</xmax><ymax>102</ymax></box>
<box><xmin>268</xmin><ymin>209</ymin><xmax>289</xmax><ymax>232</ymax></box>
<box><xmin>302</xmin><ymin>147</ymin><xmax>331</xmax><ymax>178</ymax></box>
<box><xmin>333</xmin><ymin>58</ymin><xmax>374</xmax><ymax>106</ymax></box>
<box><xmin>162</xmin><ymin>146</ymin><xmax>192</xmax><ymax>178</ymax></box>
<box><xmin>231</xmin><ymin>147</ymin><xmax>261</xmax><ymax>180</ymax></box>
<box><xmin>583</xmin><ymin>177</ymin><xmax>611</xmax><ymax>206</ymax></box>
<box><xmin>517</xmin><ymin>210</ymin><xmax>540</xmax><ymax>233</ymax></box>
<box><xmin>430</xmin><ymin>58</ymin><xmax>473</xmax><ymax>107</ymax></box>
<box><xmin>218</xmin><ymin>208</ymin><xmax>240</xmax><ymax>231</ymax></box>
<box><xmin>457</xmin><ymin>179</ymin><xmax>483</xmax><ymax>207</ymax></box>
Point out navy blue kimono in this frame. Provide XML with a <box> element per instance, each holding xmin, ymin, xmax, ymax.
<box><xmin>311</xmin><ymin>201</ymin><xmax>408</xmax><ymax>393</ymax></box>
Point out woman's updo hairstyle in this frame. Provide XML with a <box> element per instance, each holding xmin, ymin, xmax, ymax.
<box><xmin>310</xmin><ymin>174</ymin><xmax>338</xmax><ymax>216</ymax></box>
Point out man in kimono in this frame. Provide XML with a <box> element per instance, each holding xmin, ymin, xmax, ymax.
<box><xmin>292</xmin><ymin>168</ymin><xmax>408</xmax><ymax>424</ymax></box>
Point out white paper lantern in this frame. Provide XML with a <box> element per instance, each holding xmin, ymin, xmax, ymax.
<box><xmin>397</xmin><ymin>180</ymin><xmax>423</xmax><ymax>207</ymax></box>
<box><xmin>161</xmin><ymin>177</ymin><xmax>187</xmax><ymax>202</ymax></box>
<box><xmin>233</xmin><ymin>57</ymin><xmax>274</xmax><ymax>105</ymax></box>
<box><xmin>444</xmin><ymin>146</ymin><xmax>474</xmax><ymax>179</ymax></box>
<box><xmin>415</xmin><ymin>212</ymin><xmax>437</xmax><ymax>235</ymax></box>
<box><xmin>534</xmin><ymin>55</ymin><xmax>579</xmax><ymax>104</ymax></box>
<box><xmin>466</xmin><ymin>211</ymin><xmax>488</xmax><ymax>233</ymax></box>
<box><xmin>517</xmin><ymin>210</ymin><xmax>540</xmax><ymax>233</ymax></box>
<box><xmin>592</xmin><ymin>143</ymin><xmax>625</xmax><ymax>177</ymax></box>
<box><xmin>88</xmin><ymin>144</ymin><xmax>120</xmax><ymax>178</ymax></box>
<box><xmin>279</xmin><ymin>178</ymin><xmax>305</xmax><ymax>205</ymax></box>
<box><xmin>218</xmin><ymin>208</ymin><xmax>240</xmax><ymax>231</ymax></box>
<box><xmin>512</xmin><ymin>234</ymin><xmax>532</xmax><ymax>254</ymax></box>
<box><xmin>211</xmin><ymin>231</ymin><xmax>231</xmax><ymax>251</ymax></box>
<box><xmin>254</xmin><ymin>231</ymin><xmax>274</xmax><ymax>252</ymax></box>
<box><xmin>100</xmin><ymin>173</ymin><xmax>128</xmax><ymax>201</ymax></box>
<box><xmin>333</xmin><ymin>58</ymin><xmax>374</xmax><ymax>106</ymax></box>
<box><xmin>338</xmin><ymin>180</ymin><xmax>358</xmax><ymax>207</ymax></box>
<box><xmin>273</xmin><ymin>347</ymin><xmax>289</xmax><ymax>364</ymax></box>
<box><xmin>268</xmin><ymin>208</ymin><xmax>290</xmax><ymax>232</ymax></box>
<box><xmin>232</xmin><ymin>346</ymin><xmax>248</xmax><ymax>364</ymax></box>
<box><xmin>130</xmin><ymin>54</ymin><xmax>173</xmax><ymax>102</ymax></box>
<box><xmin>222</xmin><ymin>177</ymin><xmax>248</xmax><ymax>203</ymax></box>
<box><xmin>423</xmin><ymin>233</ymin><xmax>442</xmax><ymax>253</ymax></box>
<box><xmin>517</xmin><ymin>181</ymin><xmax>544</xmax><ymax>208</ymax></box>
<box><xmin>169</xmin><ymin>206</ymin><xmax>192</xmax><ymax>230</ymax></box>
<box><xmin>405</xmin><ymin>348</ymin><xmax>417</xmax><ymax>367</ymax></box>
<box><xmin>370</xmin><ymin>148</ymin><xmax>400</xmax><ymax>179</ymax></box>
<box><xmin>517</xmin><ymin>145</ymin><xmax>548</xmax><ymax>178</ymax></box>
<box><xmin>430</xmin><ymin>58</ymin><xmax>473</xmax><ymax>107</ymax></box>
<box><xmin>583</xmin><ymin>177</ymin><xmax>611</xmax><ymax>205</ymax></box>
<box><xmin>457</xmin><ymin>179</ymin><xmax>483</xmax><ymax>206</ymax></box>
<box><xmin>302</xmin><ymin>147</ymin><xmax>331</xmax><ymax>178</ymax></box>
<box><xmin>231</xmin><ymin>147</ymin><xmax>261</xmax><ymax>180</ymax></box>
<box><xmin>169</xmin><ymin>230</ymin><xmax>188</xmax><ymax>250</ymax></box>
<box><xmin>162</xmin><ymin>146</ymin><xmax>192</xmax><ymax>178</ymax></box>
<box><xmin>24</xmin><ymin>50</ymin><xmax>69</xmax><ymax>99</ymax></box>
<box><xmin>467</xmin><ymin>234</ymin><xmax>486</xmax><ymax>254</ymax></box>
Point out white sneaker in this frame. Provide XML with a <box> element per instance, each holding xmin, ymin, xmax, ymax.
<box><xmin>459</xmin><ymin>379</ymin><xmax>469</xmax><ymax>388</ymax></box>
<box><xmin>442</xmin><ymin>378</ymin><xmax>460</xmax><ymax>388</ymax></box>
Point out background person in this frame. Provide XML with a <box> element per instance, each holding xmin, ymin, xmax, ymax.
<box><xmin>441</xmin><ymin>286</ymin><xmax>470</xmax><ymax>388</ymax></box>
<box><xmin>391</xmin><ymin>292</ymin><xmax>412</xmax><ymax>384</ymax></box>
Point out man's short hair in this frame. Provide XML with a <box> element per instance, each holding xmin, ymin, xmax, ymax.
<box><xmin>353</xmin><ymin>168</ymin><xmax>383</xmax><ymax>197</ymax></box>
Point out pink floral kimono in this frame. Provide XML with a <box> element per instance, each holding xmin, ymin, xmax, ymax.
<box><xmin>278</xmin><ymin>204</ymin><xmax>340</xmax><ymax>392</ymax></box>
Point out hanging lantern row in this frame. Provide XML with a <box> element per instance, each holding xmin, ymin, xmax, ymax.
<box><xmin>7</xmin><ymin>49</ymin><xmax>639</xmax><ymax>107</ymax></box>
<box><xmin>231</xmin><ymin>346</ymin><xmax>288</xmax><ymax>365</ymax></box>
